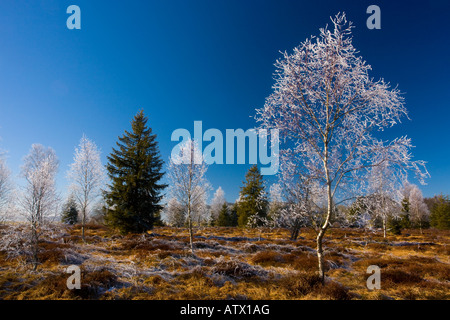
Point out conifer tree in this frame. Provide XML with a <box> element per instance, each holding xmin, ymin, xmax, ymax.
<box><xmin>387</xmin><ymin>197</ymin><xmax>410</xmax><ymax>235</ymax></box>
<box><xmin>229</xmin><ymin>202</ymin><xmax>239</xmax><ymax>227</ymax></box>
<box><xmin>237</xmin><ymin>165</ymin><xmax>267</xmax><ymax>227</ymax></box>
<box><xmin>217</xmin><ymin>203</ymin><xmax>231</xmax><ymax>226</ymax></box>
<box><xmin>429</xmin><ymin>195</ymin><xmax>450</xmax><ymax>230</ymax></box>
<box><xmin>104</xmin><ymin>110</ymin><xmax>167</xmax><ymax>234</ymax></box>
<box><xmin>400</xmin><ymin>197</ymin><xmax>412</xmax><ymax>229</ymax></box>
<box><xmin>61</xmin><ymin>195</ymin><xmax>79</xmax><ymax>225</ymax></box>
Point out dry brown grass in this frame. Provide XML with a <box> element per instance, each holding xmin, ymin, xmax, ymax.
<box><xmin>0</xmin><ymin>224</ymin><xmax>448</xmax><ymax>300</ymax></box>
<box><xmin>37</xmin><ymin>241</ymin><xmax>73</xmax><ymax>265</ymax></box>
<box><xmin>277</xmin><ymin>272</ymin><xmax>323</xmax><ymax>296</ymax></box>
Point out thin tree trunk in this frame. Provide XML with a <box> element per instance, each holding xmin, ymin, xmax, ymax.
<box><xmin>31</xmin><ymin>222</ymin><xmax>39</xmax><ymax>271</ymax></box>
<box><xmin>290</xmin><ymin>219</ymin><xmax>300</xmax><ymax>240</ymax></box>
<box><xmin>317</xmin><ymin>140</ymin><xmax>333</xmax><ymax>284</ymax></box>
<box><xmin>82</xmin><ymin>210</ymin><xmax>86</xmax><ymax>242</ymax></box>
<box><xmin>317</xmin><ymin>182</ymin><xmax>332</xmax><ymax>284</ymax></box>
<box><xmin>187</xmin><ymin>142</ymin><xmax>194</xmax><ymax>254</ymax></box>
<box><xmin>81</xmin><ymin>190</ymin><xmax>88</xmax><ymax>242</ymax></box>
<box><xmin>187</xmin><ymin>205</ymin><xmax>194</xmax><ymax>253</ymax></box>
<box><xmin>32</xmin><ymin>206</ymin><xmax>41</xmax><ymax>271</ymax></box>
<box><xmin>81</xmin><ymin>202</ymin><xmax>88</xmax><ymax>243</ymax></box>
<box><xmin>316</xmin><ymin>229</ymin><xmax>325</xmax><ymax>282</ymax></box>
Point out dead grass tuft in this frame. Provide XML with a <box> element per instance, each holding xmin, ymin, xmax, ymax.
<box><xmin>366</xmin><ymin>242</ymin><xmax>391</xmax><ymax>251</ymax></box>
<box><xmin>278</xmin><ymin>272</ymin><xmax>322</xmax><ymax>297</ymax></box>
<box><xmin>37</xmin><ymin>241</ymin><xmax>73</xmax><ymax>265</ymax></box>
<box><xmin>317</xmin><ymin>280</ymin><xmax>352</xmax><ymax>300</ymax></box>
<box><xmin>283</xmin><ymin>252</ymin><xmax>319</xmax><ymax>271</ymax></box>
<box><xmin>382</xmin><ymin>269</ymin><xmax>423</xmax><ymax>286</ymax></box>
<box><xmin>251</xmin><ymin>251</ymin><xmax>284</xmax><ymax>265</ymax></box>
<box><xmin>75</xmin><ymin>268</ymin><xmax>118</xmax><ymax>299</ymax></box>
<box><xmin>211</xmin><ymin>258</ymin><xmax>267</xmax><ymax>279</ymax></box>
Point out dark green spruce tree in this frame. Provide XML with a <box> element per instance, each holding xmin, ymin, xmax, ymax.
<box><xmin>237</xmin><ymin>165</ymin><xmax>267</xmax><ymax>227</ymax></box>
<box><xmin>217</xmin><ymin>203</ymin><xmax>231</xmax><ymax>227</ymax></box>
<box><xmin>61</xmin><ymin>195</ymin><xmax>79</xmax><ymax>225</ymax></box>
<box><xmin>104</xmin><ymin>110</ymin><xmax>167</xmax><ymax>234</ymax></box>
<box><xmin>429</xmin><ymin>194</ymin><xmax>450</xmax><ymax>230</ymax></box>
<box><xmin>229</xmin><ymin>202</ymin><xmax>239</xmax><ymax>227</ymax></box>
<box><xmin>400</xmin><ymin>197</ymin><xmax>412</xmax><ymax>229</ymax></box>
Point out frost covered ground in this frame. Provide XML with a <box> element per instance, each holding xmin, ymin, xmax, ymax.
<box><xmin>0</xmin><ymin>224</ymin><xmax>448</xmax><ymax>300</ymax></box>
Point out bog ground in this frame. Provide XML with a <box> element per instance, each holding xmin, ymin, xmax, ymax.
<box><xmin>0</xmin><ymin>225</ymin><xmax>449</xmax><ymax>300</ymax></box>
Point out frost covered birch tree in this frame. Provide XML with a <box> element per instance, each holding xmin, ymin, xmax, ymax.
<box><xmin>366</xmin><ymin>162</ymin><xmax>403</xmax><ymax>237</ymax></box>
<box><xmin>19</xmin><ymin>144</ymin><xmax>59</xmax><ymax>270</ymax></box>
<box><xmin>210</xmin><ymin>187</ymin><xmax>226</xmax><ymax>225</ymax></box>
<box><xmin>194</xmin><ymin>189</ymin><xmax>211</xmax><ymax>226</ymax></box>
<box><xmin>406</xmin><ymin>183</ymin><xmax>429</xmax><ymax>233</ymax></box>
<box><xmin>68</xmin><ymin>135</ymin><xmax>105</xmax><ymax>241</ymax></box>
<box><xmin>276</xmin><ymin>155</ymin><xmax>326</xmax><ymax>240</ymax></box>
<box><xmin>0</xmin><ymin>157</ymin><xmax>12</xmax><ymax>223</ymax></box>
<box><xmin>268</xmin><ymin>183</ymin><xmax>283</xmax><ymax>218</ymax></box>
<box><xmin>167</xmin><ymin>139</ymin><xmax>209</xmax><ymax>253</ymax></box>
<box><xmin>256</xmin><ymin>13</ymin><xmax>428</xmax><ymax>282</ymax></box>
<box><xmin>164</xmin><ymin>197</ymin><xmax>185</xmax><ymax>227</ymax></box>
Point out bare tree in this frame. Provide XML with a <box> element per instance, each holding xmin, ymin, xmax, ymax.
<box><xmin>268</xmin><ymin>183</ymin><xmax>283</xmax><ymax>217</ymax></box>
<box><xmin>265</xmin><ymin>183</ymin><xmax>288</xmax><ymax>235</ymax></box>
<box><xmin>0</xmin><ymin>156</ymin><xmax>12</xmax><ymax>223</ymax></box>
<box><xmin>275</xmin><ymin>155</ymin><xmax>326</xmax><ymax>240</ymax></box>
<box><xmin>366</xmin><ymin>162</ymin><xmax>403</xmax><ymax>238</ymax></box>
<box><xmin>247</xmin><ymin>189</ymin><xmax>270</xmax><ymax>241</ymax></box>
<box><xmin>407</xmin><ymin>183</ymin><xmax>429</xmax><ymax>234</ymax></box>
<box><xmin>256</xmin><ymin>13</ymin><xmax>428</xmax><ymax>282</ymax></box>
<box><xmin>68</xmin><ymin>135</ymin><xmax>105</xmax><ymax>241</ymax></box>
<box><xmin>167</xmin><ymin>139</ymin><xmax>209</xmax><ymax>253</ymax></box>
<box><xmin>210</xmin><ymin>186</ymin><xmax>226</xmax><ymax>225</ymax></box>
<box><xmin>191</xmin><ymin>186</ymin><xmax>210</xmax><ymax>227</ymax></box>
<box><xmin>19</xmin><ymin>144</ymin><xmax>59</xmax><ymax>270</ymax></box>
<box><xmin>164</xmin><ymin>197</ymin><xmax>185</xmax><ymax>227</ymax></box>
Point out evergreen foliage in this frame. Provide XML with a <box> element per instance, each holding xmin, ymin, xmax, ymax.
<box><xmin>217</xmin><ymin>203</ymin><xmax>231</xmax><ymax>226</ymax></box>
<box><xmin>61</xmin><ymin>195</ymin><xmax>79</xmax><ymax>225</ymax></box>
<box><xmin>399</xmin><ymin>197</ymin><xmax>412</xmax><ymax>229</ymax></box>
<box><xmin>236</xmin><ymin>165</ymin><xmax>267</xmax><ymax>227</ymax></box>
<box><xmin>429</xmin><ymin>195</ymin><xmax>450</xmax><ymax>230</ymax></box>
<box><xmin>104</xmin><ymin>110</ymin><xmax>167</xmax><ymax>234</ymax></box>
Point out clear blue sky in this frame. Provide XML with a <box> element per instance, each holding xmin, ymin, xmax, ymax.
<box><xmin>0</xmin><ymin>0</ymin><xmax>449</xmax><ymax>203</ymax></box>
